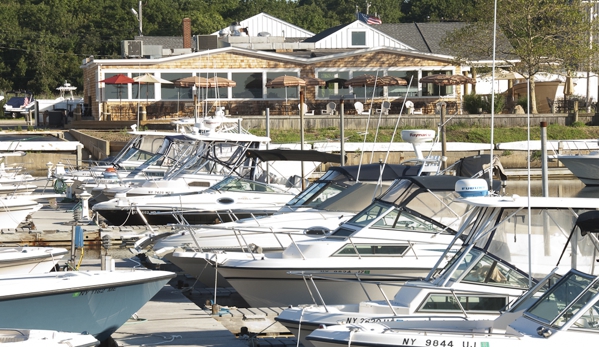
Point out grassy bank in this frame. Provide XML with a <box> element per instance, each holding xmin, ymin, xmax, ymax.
<box><xmin>249</xmin><ymin>124</ymin><xmax>599</xmax><ymax>143</ymax></box>
<box><xmin>79</xmin><ymin>124</ymin><xmax>599</xmax><ymax>144</ymax></box>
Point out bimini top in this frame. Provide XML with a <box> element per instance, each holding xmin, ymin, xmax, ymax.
<box><xmin>460</xmin><ymin>195</ymin><xmax>599</xmax><ymax>208</ymax></box>
<box><xmin>245</xmin><ymin>149</ymin><xmax>345</xmax><ymax>163</ymax></box>
<box><xmin>326</xmin><ymin>163</ymin><xmax>426</xmax><ymax>182</ymax></box>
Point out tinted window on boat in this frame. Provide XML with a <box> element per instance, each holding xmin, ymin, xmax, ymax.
<box><xmin>346</xmin><ymin>201</ymin><xmax>393</xmax><ymax>227</ymax></box>
<box><xmin>461</xmin><ymin>254</ymin><xmax>530</xmax><ymax>289</ymax></box>
<box><xmin>419</xmin><ymin>294</ymin><xmax>507</xmax><ymax>313</ymax></box>
<box><xmin>333</xmin><ymin>244</ymin><xmax>409</xmax><ymax>257</ymax></box>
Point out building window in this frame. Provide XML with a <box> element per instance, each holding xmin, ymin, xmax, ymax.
<box><xmin>161</xmin><ymin>73</ymin><xmax>192</xmax><ymax>100</ymax></box>
<box><xmin>132</xmin><ymin>73</ymin><xmax>155</xmax><ymax>101</ymax></box>
<box><xmin>232</xmin><ymin>72</ymin><xmax>263</xmax><ymax>98</ymax></box>
<box><xmin>317</xmin><ymin>71</ymin><xmax>350</xmax><ymax>98</ymax></box>
<box><xmin>205</xmin><ymin>72</ymin><xmax>229</xmax><ymax>99</ymax></box>
<box><xmin>351</xmin><ymin>31</ymin><xmax>366</xmax><ymax>46</ymax></box>
<box><xmin>421</xmin><ymin>70</ymin><xmax>454</xmax><ymax>96</ymax></box>
<box><xmin>387</xmin><ymin>71</ymin><xmax>419</xmax><ymax>97</ymax></box>
<box><xmin>103</xmin><ymin>73</ymin><xmax>128</xmax><ymax>100</ymax></box>
<box><xmin>266</xmin><ymin>72</ymin><xmax>299</xmax><ymax>99</ymax></box>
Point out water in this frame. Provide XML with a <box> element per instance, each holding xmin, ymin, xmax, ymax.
<box><xmin>503</xmin><ymin>179</ymin><xmax>590</xmax><ymax>198</ymax></box>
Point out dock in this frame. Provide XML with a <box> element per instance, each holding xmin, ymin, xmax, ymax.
<box><xmin>5</xmin><ymin>180</ymin><xmax>298</xmax><ymax>346</ymax></box>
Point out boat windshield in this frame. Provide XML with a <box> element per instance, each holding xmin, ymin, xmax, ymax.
<box><xmin>460</xmin><ymin>206</ymin><xmax>598</xmax><ymax>279</ymax></box>
<box><xmin>438</xmin><ymin>247</ymin><xmax>530</xmax><ymax>289</ymax></box>
<box><xmin>209</xmin><ymin>176</ymin><xmax>288</xmax><ymax>194</ymax></box>
<box><xmin>285</xmin><ymin>170</ymin><xmax>347</xmax><ymax>207</ymax></box>
<box><xmin>525</xmin><ymin>270</ymin><xmax>599</xmax><ymax>329</ymax></box>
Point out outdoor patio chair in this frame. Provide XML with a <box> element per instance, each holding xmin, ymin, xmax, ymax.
<box><xmin>354</xmin><ymin>101</ymin><xmax>370</xmax><ymax>115</ymax></box>
<box><xmin>375</xmin><ymin>101</ymin><xmax>391</xmax><ymax>115</ymax></box>
<box><xmin>321</xmin><ymin>102</ymin><xmax>336</xmax><ymax>115</ymax></box>
<box><xmin>298</xmin><ymin>103</ymin><xmax>315</xmax><ymax>116</ymax></box>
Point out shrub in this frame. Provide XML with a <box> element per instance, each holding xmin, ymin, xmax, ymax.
<box><xmin>481</xmin><ymin>94</ymin><xmax>506</xmax><ymax>114</ymax></box>
<box><xmin>571</xmin><ymin>121</ymin><xmax>586</xmax><ymax>128</ymax></box>
<box><xmin>463</xmin><ymin>93</ymin><xmax>484</xmax><ymax>114</ymax></box>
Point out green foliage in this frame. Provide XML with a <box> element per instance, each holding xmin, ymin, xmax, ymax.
<box><xmin>463</xmin><ymin>93</ymin><xmax>484</xmax><ymax>114</ymax></box>
<box><xmin>529</xmin><ymin>150</ymin><xmax>542</xmax><ymax>162</ymax></box>
<box><xmin>481</xmin><ymin>94</ymin><xmax>505</xmax><ymax>114</ymax></box>
<box><xmin>517</xmin><ymin>96</ymin><xmax>528</xmax><ymax>110</ymax></box>
<box><xmin>571</xmin><ymin>121</ymin><xmax>586</xmax><ymax>128</ymax></box>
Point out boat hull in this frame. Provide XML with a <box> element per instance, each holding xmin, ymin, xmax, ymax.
<box><xmin>0</xmin><ymin>247</ymin><xmax>68</xmax><ymax>275</ymax></box>
<box><xmin>0</xmin><ymin>270</ymin><xmax>175</xmax><ymax>342</ymax></box>
<box><xmin>218</xmin><ymin>266</ymin><xmax>428</xmax><ymax>307</ymax></box>
<box><xmin>558</xmin><ymin>154</ymin><xmax>599</xmax><ymax>185</ymax></box>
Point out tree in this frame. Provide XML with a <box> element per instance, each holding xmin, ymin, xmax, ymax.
<box><xmin>442</xmin><ymin>0</ymin><xmax>598</xmax><ymax>114</ymax></box>
<box><xmin>401</xmin><ymin>0</ymin><xmax>479</xmax><ymax>23</ymax></box>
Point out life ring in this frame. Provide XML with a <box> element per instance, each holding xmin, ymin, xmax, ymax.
<box><xmin>53</xmin><ymin>178</ymin><xmax>67</xmax><ymax>193</ymax></box>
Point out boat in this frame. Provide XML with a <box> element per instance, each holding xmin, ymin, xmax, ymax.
<box><xmin>0</xmin><ymin>152</ymin><xmax>35</xmax><ymax>184</ymax></box>
<box><xmin>276</xmin><ymin>191</ymin><xmax>599</xmax><ymax>346</ymax></box>
<box><xmin>152</xmin><ymin>130</ymin><xmax>491</xmax><ymax>280</ymax></box>
<box><xmin>556</xmin><ymin>149</ymin><xmax>599</xmax><ymax>186</ymax></box>
<box><xmin>0</xmin><ymin>329</ymin><xmax>98</xmax><ymax>346</ymax></box>
<box><xmin>307</xmin><ymin>268</ymin><xmax>599</xmax><ymax>347</ymax></box>
<box><xmin>2</xmin><ymin>91</ymin><xmax>34</xmax><ymax>118</ymax></box>
<box><xmin>92</xmin><ymin>175</ymin><xmax>298</xmax><ymax>226</ymax></box>
<box><xmin>0</xmin><ymin>198</ymin><xmax>42</xmax><ymax>230</ymax></box>
<box><xmin>0</xmin><ymin>247</ymin><xmax>68</xmax><ymax>275</ymax></box>
<box><xmin>179</xmin><ymin>175</ymin><xmax>486</xmax><ymax>307</ymax></box>
<box><xmin>0</xmin><ymin>269</ymin><xmax>175</xmax><ymax>343</ymax></box>
<box><xmin>149</xmin><ymin>162</ymin><xmax>426</xmax><ymax>284</ymax></box>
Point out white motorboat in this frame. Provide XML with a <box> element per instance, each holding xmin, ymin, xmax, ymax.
<box><xmin>0</xmin><ymin>152</ymin><xmax>35</xmax><ymax>184</ymax></box>
<box><xmin>0</xmin><ymin>198</ymin><xmax>42</xmax><ymax>229</ymax></box>
<box><xmin>276</xmin><ymin>192</ymin><xmax>599</xmax><ymax>346</ymax></box>
<box><xmin>152</xmin><ymin>163</ymin><xmax>426</xmax><ymax>284</ymax></box>
<box><xmin>93</xmin><ymin>175</ymin><xmax>298</xmax><ymax>226</ymax></box>
<box><xmin>0</xmin><ymin>247</ymin><xmax>68</xmax><ymax>275</ymax></box>
<box><xmin>557</xmin><ymin>150</ymin><xmax>599</xmax><ymax>186</ymax></box>
<box><xmin>306</xmin><ymin>266</ymin><xmax>599</xmax><ymax>347</ymax></box>
<box><xmin>180</xmin><ymin>175</ymin><xmax>478</xmax><ymax>307</ymax></box>
<box><xmin>0</xmin><ymin>329</ymin><xmax>98</xmax><ymax>346</ymax></box>
<box><xmin>0</xmin><ymin>269</ymin><xmax>175</xmax><ymax>343</ymax></box>
<box><xmin>156</xmin><ymin>135</ymin><xmax>502</xmax><ymax>281</ymax></box>
<box><xmin>0</xmin><ymin>183</ymin><xmax>37</xmax><ymax>196</ymax></box>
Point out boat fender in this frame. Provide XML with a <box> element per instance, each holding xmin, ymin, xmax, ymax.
<box><xmin>455</xmin><ymin>179</ymin><xmax>489</xmax><ymax>197</ymax></box>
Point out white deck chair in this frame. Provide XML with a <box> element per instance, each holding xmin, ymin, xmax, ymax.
<box><xmin>321</xmin><ymin>102</ymin><xmax>336</xmax><ymax>115</ymax></box>
<box><xmin>375</xmin><ymin>101</ymin><xmax>391</xmax><ymax>115</ymax></box>
<box><xmin>298</xmin><ymin>103</ymin><xmax>315</xmax><ymax>115</ymax></box>
<box><xmin>354</xmin><ymin>101</ymin><xmax>370</xmax><ymax>115</ymax></box>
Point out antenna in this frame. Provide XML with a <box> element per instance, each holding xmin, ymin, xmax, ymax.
<box><xmin>130</xmin><ymin>0</ymin><xmax>143</xmax><ymax>36</ymax></box>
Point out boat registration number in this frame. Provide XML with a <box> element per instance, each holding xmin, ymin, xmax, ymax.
<box><xmin>73</xmin><ymin>287</ymin><xmax>116</xmax><ymax>296</ymax></box>
<box><xmin>402</xmin><ymin>339</ymin><xmax>489</xmax><ymax>347</ymax></box>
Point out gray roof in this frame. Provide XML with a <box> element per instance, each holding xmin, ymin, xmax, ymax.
<box><xmin>376</xmin><ymin>22</ymin><xmax>469</xmax><ymax>55</ymax></box>
<box><xmin>135</xmin><ymin>36</ymin><xmax>183</xmax><ymax>49</ymax></box>
<box><xmin>375</xmin><ymin>22</ymin><xmax>514</xmax><ymax>60</ymax></box>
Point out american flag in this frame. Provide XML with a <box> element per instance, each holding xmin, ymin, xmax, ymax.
<box><xmin>358</xmin><ymin>12</ymin><xmax>382</xmax><ymax>25</ymax></box>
